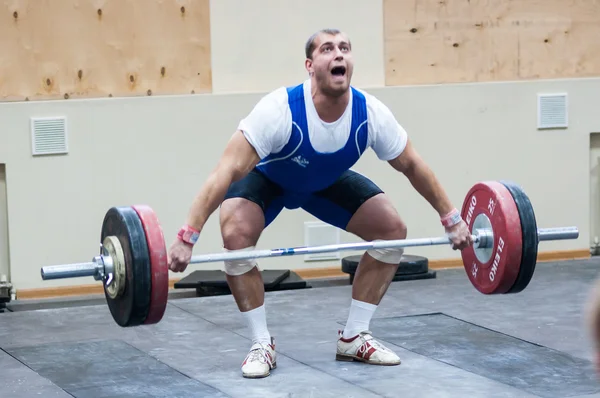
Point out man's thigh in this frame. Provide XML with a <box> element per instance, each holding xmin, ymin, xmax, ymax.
<box><xmin>222</xmin><ymin>168</ymin><xmax>284</xmax><ymax>228</ymax></box>
<box><xmin>301</xmin><ymin>170</ymin><xmax>385</xmax><ymax>231</ymax></box>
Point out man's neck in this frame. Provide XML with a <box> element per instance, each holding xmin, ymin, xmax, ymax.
<box><xmin>310</xmin><ymin>83</ymin><xmax>350</xmax><ymax>123</ymax></box>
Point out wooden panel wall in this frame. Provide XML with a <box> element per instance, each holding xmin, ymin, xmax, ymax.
<box><xmin>0</xmin><ymin>0</ymin><xmax>212</xmax><ymax>101</ymax></box>
<box><xmin>384</xmin><ymin>0</ymin><xmax>600</xmax><ymax>86</ymax></box>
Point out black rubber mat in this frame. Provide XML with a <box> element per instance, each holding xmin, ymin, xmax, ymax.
<box><xmin>369</xmin><ymin>313</ymin><xmax>599</xmax><ymax>398</ymax></box>
<box><xmin>175</xmin><ymin>269</ymin><xmax>290</xmax><ymax>289</ymax></box>
<box><xmin>6</xmin><ymin>340</ymin><xmax>228</xmax><ymax>398</ymax></box>
<box><xmin>174</xmin><ymin>269</ymin><xmax>309</xmax><ymax>296</ymax></box>
<box><xmin>341</xmin><ymin>254</ymin><xmax>430</xmax><ymax>275</ymax></box>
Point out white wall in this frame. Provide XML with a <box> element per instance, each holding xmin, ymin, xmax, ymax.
<box><xmin>209</xmin><ymin>0</ymin><xmax>385</xmax><ymax>94</ymax></box>
<box><xmin>0</xmin><ymin>77</ymin><xmax>596</xmax><ymax>292</ymax></box>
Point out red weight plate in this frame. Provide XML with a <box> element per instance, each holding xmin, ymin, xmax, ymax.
<box><xmin>132</xmin><ymin>205</ymin><xmax>169</xmax><ymax>324</ymax></box>
<box><xmin>460</xmin><ymin>181</ymin><xmax>523</xmax><ymax>294</ymax></box>
<box><xmin>101</xmin><ymin>206</ymin><xmax>151</xmax><ymax>327</ymax></box>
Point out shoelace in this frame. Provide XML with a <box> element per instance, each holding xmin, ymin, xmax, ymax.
<box><xmin>360</xmin><ymin>334</ymin><xmax>392</xmax><ymax>353</ymax></box>
<box><xmin>367</xmin><ymin>339</ymin><xmax>391</xmax><ymax>352</ymax></box>
<box><xmin>246</xmin><ymin>343</ymin><xmax>273</xmax><ymax>365</ymax></box>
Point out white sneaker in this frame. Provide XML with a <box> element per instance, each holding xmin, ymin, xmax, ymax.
<box><xmin>336</xmin><ymin>330</ymin><xmax>401</xmax><ymax>365</ymax></box>
<box><xmin>241</xmin><ymin>338</ymin><xmax>277</xmax><ymax>378</ymax></box>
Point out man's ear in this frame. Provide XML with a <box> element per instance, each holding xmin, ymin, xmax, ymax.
<box><xmin>305</xmin><ymin>59</ymin><xmax>314</xmax><ymax>76</ymax></box>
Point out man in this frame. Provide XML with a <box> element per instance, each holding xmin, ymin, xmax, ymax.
<box><xmin>168</xmin><ymin>28</ymin><xmax>472</xmax><ymax>379</ymax></box>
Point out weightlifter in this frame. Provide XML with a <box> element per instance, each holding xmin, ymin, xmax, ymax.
<box><xmin>167</xmin><ymin>28</ymin><xmax>473</xmax><ymax>378</ymax></box>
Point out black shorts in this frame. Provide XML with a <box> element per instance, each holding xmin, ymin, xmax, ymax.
<box><xmin>223</xmin><ymin>168</ymin><xmax>384</xmax><ymax>230</ymax></box>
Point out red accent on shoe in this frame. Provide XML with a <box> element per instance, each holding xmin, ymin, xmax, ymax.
<box><xmin>338</xmin><ymin>331</ymin><xmax>361</xmax><ymax>343</ymax></box>
<box><xmin>365</xmin><ymin>345</ymin><xmax>377</xmax><ymax>360</ymax></box>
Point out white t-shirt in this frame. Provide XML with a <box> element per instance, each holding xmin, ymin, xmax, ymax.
<box><xmin>238</xmin><ymin>80</ymin><xmax>408</xmax><ymax>161</ymax></box>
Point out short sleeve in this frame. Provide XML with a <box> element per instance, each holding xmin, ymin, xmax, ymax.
<box><xmin>365</xmin><ymin>94</ymin><xmax>409</xmax><ymax>161</ymax></box>
<box><xmin>237</xmin><ymin>87</ymin><xmax>291</xmax><ymax>159</ymax></box>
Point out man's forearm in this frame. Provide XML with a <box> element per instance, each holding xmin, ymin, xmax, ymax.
<box><xmin>403</xmin><ymin>161</ymin><xmax>456</xmax><ymax>218</ymax></box>
<box><xmin>185</xmin><ymin>168</ymin><xmax>233</xmax><ymax>232</ymax></box>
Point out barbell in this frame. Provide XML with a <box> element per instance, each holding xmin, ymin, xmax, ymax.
<box><xmin>39</xmin><ymin>180</ymin><xmax>579</xmax><ymax>327</ymax></box>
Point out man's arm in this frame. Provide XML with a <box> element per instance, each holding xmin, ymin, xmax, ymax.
<box><xmin>185</xmin><ymin>130</ymin><xmax>260</xmax><ymax>232</ymax></box>
<box><xmin>387</xmin><ymin>139</ymin><xmax>455</xmax><ymax>218</ymax></box>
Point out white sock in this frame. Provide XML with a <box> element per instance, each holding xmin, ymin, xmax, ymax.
<box><xmin>342</xmin><ymin>299</ymin><xmax>377</xmax><ymax>339</ymax></box>
<box><xmin>241</xmin><ymin>304</ymin><xmax>272</xmax><ymax>345</ymax></box>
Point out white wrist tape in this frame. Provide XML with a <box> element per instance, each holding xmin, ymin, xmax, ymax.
<box><xmin>367</xmin><ymin>240</ymin><xmax>404</xmax><ymax>264</ymax></box>
<box><xmin>441</xmin><ymin>208</ymin><xmax>462</xmax><ymax>228</ymax></box>
<box><xmin>223</xmin><ymin>246</ymin><xmax>258</xmax><ymax>276</ymax></box>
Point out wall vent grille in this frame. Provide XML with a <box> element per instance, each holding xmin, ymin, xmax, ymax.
<box><xmin>538</xmin><ymin>93</ymin><xmax>568</xmax><ymax>129</ymax></box>
<box><xmin>31</xmin><ymin>117</ymin><xmax>68</xmax><ymax>156</ymax></box>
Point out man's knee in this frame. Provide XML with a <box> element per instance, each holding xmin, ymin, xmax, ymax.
<box><xmin>222</xmin><ymin>224</ymin><xmax>259</xmax><ymax>250</ymax></box>
<box><xmin>370</xmin><ymin>212</ymin><xmax>408</xmax><ymax>241</ymax></box>
<box><xmin>221</xmin><ymin>199</ymin><xmax>264</xmax><ymax>244</ymax></box>
<box><xmin>220</xmin><ymin>198</ymin><xmax>264</xmax><ymax>275</ymax></box>
<box><xmin>223</xmin><ymin>246</ymin><xmax>258</xmax><ymax>276</ymax></box>
<box><xmin>366</xmin><ymin>216</ymin><xmax>407</xmax><ymax>264</ymax></box>
<box><xmin>222</xmin><ymin>228</ymin><xmax>259</xmax><ymax>276</ymax></box>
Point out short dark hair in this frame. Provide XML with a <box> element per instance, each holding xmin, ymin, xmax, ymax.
<box><xmin>305</xmin><ymin>28</ymin><xmax>347</xmax><ymax>59</ymax></box>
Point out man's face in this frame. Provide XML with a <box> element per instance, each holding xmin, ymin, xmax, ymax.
<box><xmin>306</xmin><ymin>33</ymin><xmax>353</xmax><ymax>97</ymax></box>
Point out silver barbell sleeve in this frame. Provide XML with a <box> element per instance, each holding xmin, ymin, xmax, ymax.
<box><xmin>39</xmin><ymin>226</ymin><xmax>579</xmax><ymax>281</ymax></box>
<box><xmin>537</xmin><ymin>227</ymin><xmax>579</xmax><ymax>242</ymax></box>
<box><xmin>40</xmin><ymin>262</ymin><xmax>98</xmax><ymax>280</ymax></box>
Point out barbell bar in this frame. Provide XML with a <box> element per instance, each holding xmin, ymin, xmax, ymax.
<box><xmin>40</xmin><ymin>226</ymin><xmax>578</xmax><ymax>282</ymax></box>
<box><xmin>37</xmin><ymin>180</ymin><xmax>581</xmax><ymax>328</ymax></box>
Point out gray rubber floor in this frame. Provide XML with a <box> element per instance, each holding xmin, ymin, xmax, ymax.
<box><xmin>2</xmin><ymin>257</ymin><xmax>600</xmax><ymax>398</ymax></box>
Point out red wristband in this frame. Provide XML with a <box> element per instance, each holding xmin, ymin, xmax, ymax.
<box><xmin>441</xmin><ymin>208</ymin><xmax>462</xmax><ymax>228</ymax></box>
<box><xmin>177</xmin><ymin>224</ymin><xmax>200</xmax><ymax>245</ymax></box>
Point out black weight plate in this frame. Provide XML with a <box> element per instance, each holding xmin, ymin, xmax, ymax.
<box><xmin>500</xmin><ymin>181</ymin><xmax>539</xmax><ymax>294</ymax></box>
<box><xmin>101</xmin><ymin>206</ymin><xmax>151</xmax><ymax>327</ymax></box>
<box><xmin>399</xmin><ymin>254</ymin><xmax>429</xmax><ymax>275</ymax></box>
<box><xmin>341</xmin><ymin>255</ymin><xmax>362</xmax><ymax>274</ymax></box>
<box><xmin>341</xmin><ymin>254</ymin><xmax>428</xmax><ymax>275</ymax></box>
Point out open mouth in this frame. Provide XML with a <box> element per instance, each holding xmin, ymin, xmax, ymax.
<box><xmin>331</xmin><ymin>66</ymin><xmax>346</xmax><ymax>77</ymax></box>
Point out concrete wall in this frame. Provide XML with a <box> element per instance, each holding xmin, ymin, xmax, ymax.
<box><xmin>0</xmin><ymin>77</ymin><xmax>596</xmax><ymax>292</ymax></box>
